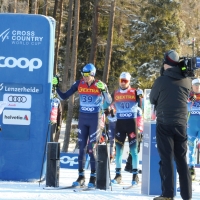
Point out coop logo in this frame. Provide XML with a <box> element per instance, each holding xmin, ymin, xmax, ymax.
<box><xmin>119</xmin><ymin>113</ymin><xmax>133</xmax><ymax>118</ymax></box>
<box><xmin>81</xmin><ymin>106</ymin><xmax>95</xmax><ymax>112</ymax></box>
<box><xmin>0</xmin><ymin>29</ymin><xmax>10</xmax><ymax>42</ymax></box>
<box><xmin>0</xmin><ymin>56</ymin><xmax>42</xmax><ymax>71</ymax></box>
<box><xmin>60</xmin><ymin>155</ymin><xmax>78</xmax><ymax>166</ymax></box>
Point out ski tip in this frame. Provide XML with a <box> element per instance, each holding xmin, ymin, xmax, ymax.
<box><xmin>43</xmin><ymin>186</ymin><xmax>56</xmax><ymax>190</ymax></box>
<box><xmin>123</xmin><ymin>183</ymin><xmax>141</xmax><ymax>190</ymax></box>
<box><xmin>123</xmin><ymin>186</ymin><xmax>133</xmax><ymax>190</ymax></box>
<box><xmin>43</xmin><ymin>185</ymin><xmax>86</xmax><ymax>190</ymax></box>
<box><xmin>73</xmin><ymin>187</ymin><xmax>96</xmax><ymax>192</ymax></box>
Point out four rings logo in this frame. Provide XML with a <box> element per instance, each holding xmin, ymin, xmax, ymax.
<box><xmin>0</xmin><ymin>56</ymin><xmax>42</xmax><ymax>71</ymax></box>
<box><xmin>119</xmin><ymin>113</ymin><xmax>133</xmax><ymax>117</ymax></box>
<box><xmin>81</xmin><ymin>106</ymin><xmax>95</xmax><ymax>112</ymax></box>
<box><xmin>4</xmin><ymin>94</ymin><xmax>31</xmax><ymax>109</ymax></box>
<box><xmin>8</xmin><ymin>95</ymin><xmax>27</xmax><ymax>103</ymax></box>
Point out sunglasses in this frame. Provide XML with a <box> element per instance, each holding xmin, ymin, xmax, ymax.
<box><xmin>193</xmin><ymin>83</ymin><xmax>200</xmax><ymax>86</ymax></box>
<box><xmin>120</xmin><ymin>79</ymin><xmax>129</xmax><ymax>84</ymax></box>
<box><xmin>81</xmin><ymin>72</ymin><xmax>90</xmax><ymax>77</ymax></box>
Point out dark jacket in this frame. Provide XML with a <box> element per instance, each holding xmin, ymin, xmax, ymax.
<box><xmin>150</xmin><ymin>66</ymin><xmax>191</xmax><ymax>125</ymax></box>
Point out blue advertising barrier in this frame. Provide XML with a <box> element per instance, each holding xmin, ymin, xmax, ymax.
<box><xmin>60</xmin><ymin>153</ymin><xmax>79</xmax><ymax>169</ymax></box>
<box><xmin>141</xmin><ymin>121</ymin><xmax>177</xmax><ymax>195</ymax></box>
<box><xmin>60</xmin><ymin>153</ymin><xmax>92</xmax><ymax>170</ymax></box>
<box><xmin>0</xmin><ymin>14</ymin><xmax>55</xmax><ymax>181</ymax></box>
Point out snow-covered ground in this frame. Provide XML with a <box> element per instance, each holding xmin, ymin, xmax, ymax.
<box><xmin>0</xmin><ymin>123</ymin><xmax>199</xmax><ymax>200</ymax></box>
<box><xmin>0</xmin><ymin>164</ymin><xmax>200</xmax><ymax>200</ymax></box>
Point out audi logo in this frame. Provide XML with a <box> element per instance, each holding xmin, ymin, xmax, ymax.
<box><xmin>8</xmin><ymin>95</ymin><xmax>27</xmax><ymax>103</ymax></box>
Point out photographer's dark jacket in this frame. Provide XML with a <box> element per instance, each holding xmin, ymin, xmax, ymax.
<box><xmin>150</xmin><ymin>67</ymin><xmax>191</xmax><ymax>125</ymax></box>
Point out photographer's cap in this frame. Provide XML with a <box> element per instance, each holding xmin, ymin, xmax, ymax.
<box><xmin>120</xmin><ymin>72</ymin><xmax>131</xmax><ymax>80</ymax></box>
<box><xmin>164</xmin><ymin>50</ymin><xmax>179</xmax><ymax>67</ymax></box>
<box><xmin>192</xmin><ymin>78</ymin><xmax>200</xmax><ymax>85</ymax></box>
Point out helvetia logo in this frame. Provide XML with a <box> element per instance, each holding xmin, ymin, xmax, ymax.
<box><xmin>24</xmin><ymin>115</ymin><xmax>29</xmax><ymax>120</ymax></box>
<box><xmin>4</xmin><ymin>114</ymin><xmax>29</xmax><ymax>120</ymax></box>
<box><xmin>3</xmin><ymin>110</ymin><xmax>30</xmax><ymax>125</ymax></box>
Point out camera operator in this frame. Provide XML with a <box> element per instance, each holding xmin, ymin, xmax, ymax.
<box><xmin>150</xmin><ymin>50</ymin><xmax>192</xmax><ymax>200</ymax></box>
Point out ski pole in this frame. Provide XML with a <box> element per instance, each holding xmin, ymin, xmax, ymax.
<box><xmin>104</xmin><ymin>121</ymin><xmax>113</xmax><ymax>191</ymax></box>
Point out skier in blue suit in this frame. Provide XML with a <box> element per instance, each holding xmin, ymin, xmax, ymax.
<box><xmin>53</xmin><ymin>63</ymin><xmax>112</xmax><ymax>188</ymax></box>
<box><xmin>187</xmin><ymin>78</ymin><xmax>200</xmax><ymax>180</ymax></box>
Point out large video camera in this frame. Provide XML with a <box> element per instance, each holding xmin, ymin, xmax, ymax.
<box><xmin>179</xmin><ymin>57</ymin><xmax>200</xmax><ymax>77</ymax></box>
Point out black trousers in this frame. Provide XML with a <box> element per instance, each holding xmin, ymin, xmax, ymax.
<box><xmin>156</xmin><ymin>123</ymin><xmax>192</xmax><ymax>199</ymax></box>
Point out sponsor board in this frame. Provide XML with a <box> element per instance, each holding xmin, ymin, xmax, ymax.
<box><xmin>0</xmin><ymin>28</ymin><xmax>44</xmax><ymax>46</ymax></box>
<box><xmin>0</xmin><ymin>83</ymin><xmax>43</xmax><ymax>94</ymax></box>
<box><xmin>3</xmin><ymin>109</ymin><xmax>31</xmax><ymax>125</ymax></box>
<box><xmin>3</xmin><ymin>93</ymin><xmax>31</xmax><ymax>108</ymax></box>
<box><xmin>0</xmin><ymin>56</ymin><xmax>42</xmax><ymax>71</ymax></box>
<box><xmin>0</xmin><ymin>13</ymin><xmax>55</xmax><ymax>181</ymax></box>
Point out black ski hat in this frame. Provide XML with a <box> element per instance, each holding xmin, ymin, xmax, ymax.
<box><xmin>163</xmin><ymin>50</ymin><xmax>179</xmax><ymax>67</ymax></box>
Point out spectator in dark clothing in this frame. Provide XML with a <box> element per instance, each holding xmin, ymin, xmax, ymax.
<box><xmin>49</xmin><ymin>90</ymin><xmax>63</xmax><ymax>142</ymax></box>
<box><xmin>150</xmin><ymin>50</ymin><xmax>192</xmax><ymax>200</ymax></box>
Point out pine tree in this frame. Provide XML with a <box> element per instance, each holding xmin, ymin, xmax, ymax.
<box><xmin>128</xmin><ymin>0</ymin><xmax>185</xmax><ymax>84</ymax></box>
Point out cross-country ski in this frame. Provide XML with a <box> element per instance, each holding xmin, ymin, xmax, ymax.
<box><xmin>43</xmin><ymin>185</ymin><xmax>86</xmax><ymax>190</ymax></box>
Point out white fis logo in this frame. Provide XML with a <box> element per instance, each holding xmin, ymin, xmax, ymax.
<box><xmin>0</xmin><ymin>29</ymin><xmax>10</xmax><ymax>42</ymax></box>
<box><xmin>0</xmin><ymin>83</ymin><xmax>3</xmax><ymax>91</ymax></box>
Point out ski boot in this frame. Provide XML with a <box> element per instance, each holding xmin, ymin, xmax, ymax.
<box><xmin>72</xmin><ymin>169</ymin><xmax>85</xmax><ymax>186</ymax></box>
<box><xmin>132</xmin><ymin>169</ymin><xmax>139</xmax><ymax>185</ymax></box>
<box><xmin>124</xmin><ymin>153</ymin><xmax>132</xmax><ymax>173</ymax></box>
<box><xmin>189</xmin><ymin>166</ymin><xmax>196</xmax><ymax>181</ymax></box>
<box><xmin>111</xmin><ymin>168</ymin><xmax>122</xmax><ymax>184</ymax></box>
<box><xmin>88</xmin><ymin>170</ymin><xmax>96</xmax><ymax>188</ymax></box>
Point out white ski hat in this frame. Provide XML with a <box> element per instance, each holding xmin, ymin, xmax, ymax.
<box><xmin>192</xmin><ymin>78</ymin><xmax>200</xmax><ymax>85</ymax></box>
<box><xmin>137</xmin><ymin>88</ymin><xmax>143</xmax><ymax>95</ymax></box>
<box><xmin>120</xmin><ymin>72</ymin><xmax>131</xmax><ymax>80</ymax></box>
